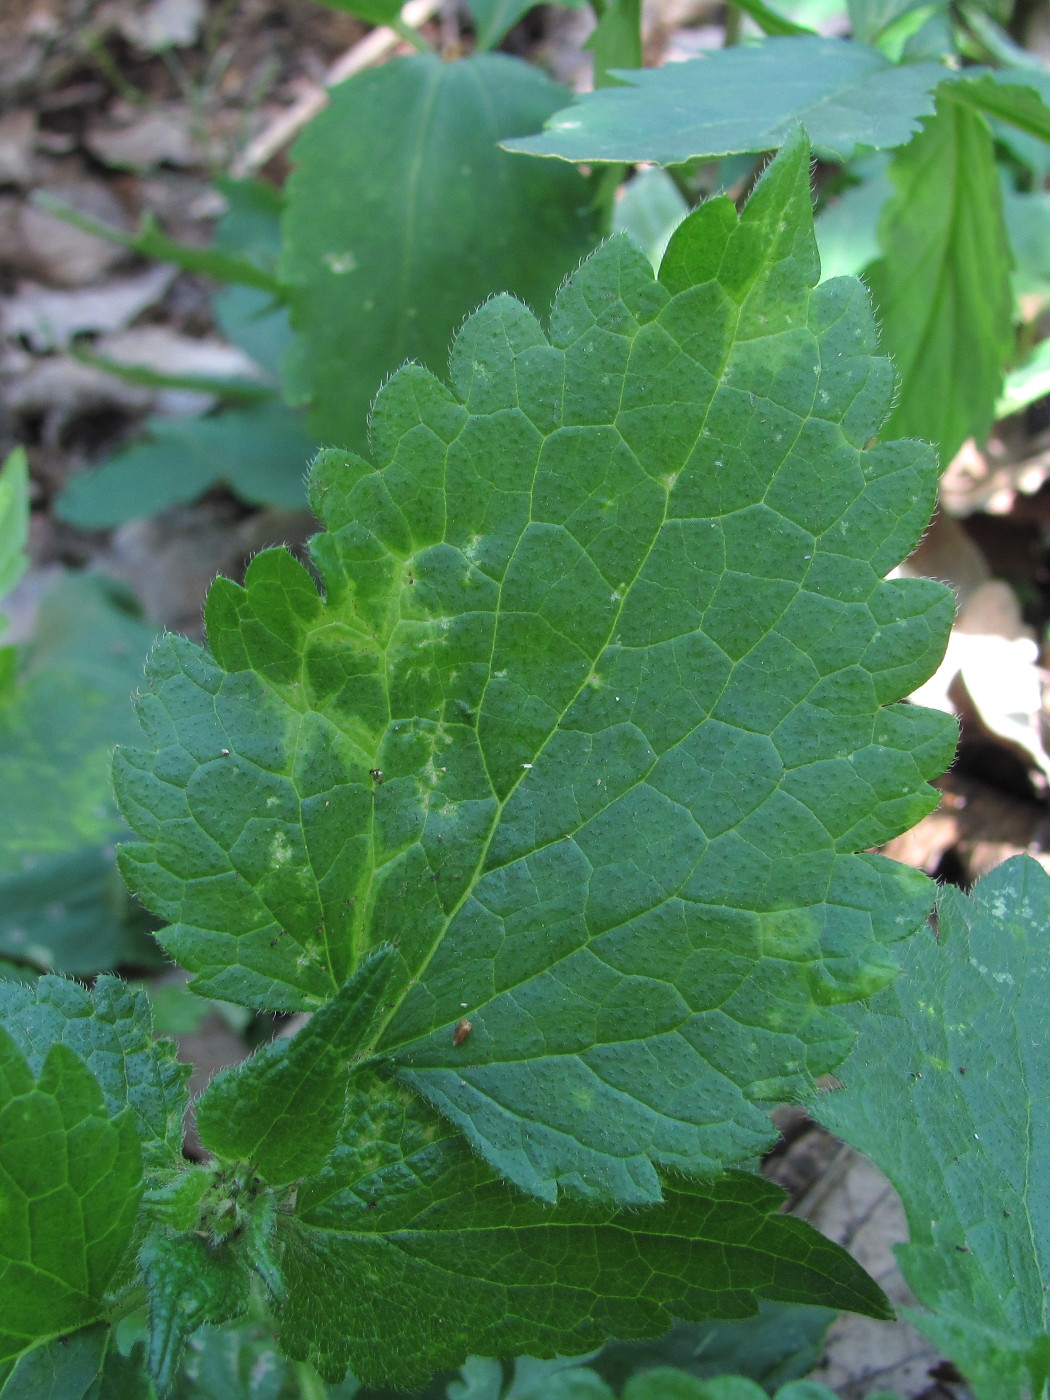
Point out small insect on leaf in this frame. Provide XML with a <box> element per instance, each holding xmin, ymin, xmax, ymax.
<box><xmin>452</xmin><ymin>1018</ymin><xmax>472</xmax><ymax>1047</ymax></box>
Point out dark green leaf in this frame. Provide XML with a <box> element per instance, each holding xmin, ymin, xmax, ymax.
<box><xmin>865</xmin><ymin>95</ymin><xmax>1013</xmax><ymax>466</ymax></box>
<box><xmin>0</xmin><ymin>1324</ymin><xmax>153</xmax><ymax>1400</ymax></box>
<box><xmin>56</xmin><ymin>404</ymin><xmax>316</xmax><ymax>528</ymax></box>
<box><xmin>280</xmin><ymin>53</ymin><xmax>598</xmax><ymax>450</ymax></box>
<box><xmin>592</xmin><ymin>1301</ymin><xmax>836</xmax><ymax>1392</ymax></box>
<box><xmin>0</xmin><ymin>846</ymin><xmax>160</xmax><ymax>976</ymax></box>
<box><xmin>468</xmin><ymin>0</ymin><xmax>537</xmax><ymax>50</ymax></box>
<box><xmin>140</xmin><ymin>1231</ymin><xmax>251</xmax><ymax>1391</ymax></box>
<box><xmin>278</xmin><ymin>1080</ymin><xmax>889</xmax><ymax>1387</ymax></box>
<box><xmin>503</xmin><ymin>38</ymin><xmax>946</xmax><ymax>164</ymax></box>
<box><xmin>116</xmin><ymin>135</ymin><xmax>954</xmax><ymax>1204</ymax></box>
<box><xmin>0</xmin><ymin>974</ymin><xmax>188</xmax><ymax>1170</ymax></box>
<box><xmin>197</xmin><ymin>946</ymin><xmax>394</xmax><ymax>1186</ymax></box>
<box><xmin>0</xmin><ymin>1036</ymin><xmax>142</xmax><ymax>1364</ymax></box>
<box><xmin>814</xmin><ymin>854</ymin><xmax>1050</xmax><ymax>1400</ymax></box>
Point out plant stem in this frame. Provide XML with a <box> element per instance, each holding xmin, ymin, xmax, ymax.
<box><xmin>724</xmin><ymin>2</ymin><xmax>742</xmax><ymax>45</ymax></box>
<box><xmin>392</xmin><ymin>15</ymin><xmax>437</xmax><ymax>52</ymax></box>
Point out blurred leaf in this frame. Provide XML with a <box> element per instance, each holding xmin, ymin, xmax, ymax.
<box><xmin>56</xmin><ymin>403</ymin><xmax>316</xmax><ymax>527</ymax></box>
<box><xmin>308</xmin><ymin>0</ymin><xmax>403</xmax><ymax>23</ymax></box>
<box><xmin>998</xmin><ymin>336</ymin><xmax>1050</xmax><ymax>417</ymax></box>
<box><xmin>951</xmin><ymin>69</ymin><xmax>1050</xmax><ymax>143</ymax></box>
<box><xmin>0</xmin><ymin>449</ymin><xmax>29</xmax><ymax>617</ymax></box>
<box><xmin>612</xmin><ymin>168</ymin><xmax>689</xmax><ymax>269</ymax></box>
<box><xmin>728</xmin><ymin>0</ymin><xmax>814</xmax><ymax>35</ymax></box>
<box><xmin>867</xmin><ymin>94</ymin><xmax>1013</xmax><ymax>465</ymax></box>
<box><xmin>591</xmin><ymin>1302</ymin><xmax>837</xmax><ymax>1393</ymax></box>
<box><xmin>280</xmin><ymin>53</ymin><xmax>598</xmax><ymax>450</ymax></box>
<box><xmin>815</xmin><ymin>155</ymin><xmax>892</xmax><ymax>280</ymax></box>
<box><xmin>503</xmin><ymin>38</ymin><xmax>946</xmax><ymax>164</ymax></box>
<box><xmin>31</xmin><ymin>194</ymin><xmax>280</xmax><ymax>293</ymax></box>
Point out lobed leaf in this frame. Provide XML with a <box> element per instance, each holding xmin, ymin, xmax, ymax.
<box><xmin>197</xmin><ymin>945</ymin><xmax>393</xmax><ymax>1185</ymax></box>
<box><xmin>116</xmin><ymin>135</ymin><xmax>955</xmax><ymax>1204</ymax></box>
<box><xmin>0</xmin><ymin>974</ymin><xmax>188</xmax><ymax>1171</ymax></box>
<box><xmin>865</xmin><ymin>95</ymin><xmax>1013</xmax><ymax>467</ymax></box>
<box><xmin>503</xmin><ymin>38</ymin><xmax>946</xmax><ymax>165</ymax></box>
<box><xmin>278</xmin><ymin>1078</ymin><xmax>889</xmax><ymax>1387</ymax></box>
<box><xmin>814</xmin><ymin>854</ymin><xmax>1050</xmax><ymax>1400</ymax></box>
<box><xmin>0</xmin><ymin>1033</ymin><xmax>142</xmax><ymax>1365</ymax></box>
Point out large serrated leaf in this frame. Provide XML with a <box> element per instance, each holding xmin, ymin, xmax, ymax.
<box><xmin>865</xmin><ymin>95</ymin><xmax>1013</xmax><ymax>467</ymax></box>
<box><xmin>503</xmin><ymin>38</ymin><xmax>946</xmax><ymax>164</ymax></box>
<box><xmin>0</xmin><ymin>1034</ymin><xmax>142</xmax><ymax>1364</ymax></box>
<box><xmin>813</xmin><ymin>854</ymin><xmax>1050</xmax><ymax>1400</ymax></box>
<box><xmin>0</xmin><ymin>974</ymin><xmax>188</xmax><ymax>1172</ymax></box>
<box><xmin>278</xmin><ymin>1078</ymin><xmax>889</xmax><ymax>1387</ymax></box>
<box><xmin>115</xmin><ymin>135</ymin><xmax>955</xmax><ymax>1204</ymax></box>
<box><xmin>280</xmin><ymin>53</ymin><xmax>597</xmax><ymax>451</ymax></box>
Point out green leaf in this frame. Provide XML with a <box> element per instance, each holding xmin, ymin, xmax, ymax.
<box><xmin>612</xmin><ymin>168</ymin><xmax>689</xmax><ymax>270</ymax></box>
<box><xmin>814</xmin><ymin>853</ymin><xmax>1050</xmax><ymax>1400</ymax></box>
<box><xmin>0</xmin><ymin>1035</ymin><xmax>142</xmax><ymax>1363</ymax></box>
<box><xmin>814</xmin><ymin>156</ymin><xmax>892</xmax><ymax>281</ymax></box>
<box><xmin>592</xmin><ymin>1301</ymin><xmax>835</xmax><ymax>1391</ymax></box>
<box><xmin>278</xmin><ymin>1079</ymin><xmax>889</xmax><ymax>1387</ymax></box>
<box><xmin>115</xmin><ymin>134</ymin><xmax>955</xmax><ymax>1204</ymax></box>
<box><xmin>727</xmin><ymin>0</ymin><xmax>814</xmax><ymax>38</ymax></box>
<box><xmin>309</xmin><ymin>0</ymin><xmax>403</xmax><ymax>24</ymax></box>
<box><xmin>585</xmin><ymin>0</ymin><xmax>643</xmax><ymax>89</ymax></box>
<box><xmin>56</xmin><ymin>404</ymin><xmax>317</xmax><ymax>528</ymax></box>
<box><xmin>140</xmin><ymin>1231</ymin><xmax>251</xmax><ymax>1391</ymax></box>
<box><xmin>197</xmin><ymin>946</ymin><xmax>393</xmax><ymax>1186</ymax></box>
<box><xmin>0</xmin><ymin>448</ymin><xmax>29</xmax><ymax>620</ymax></box>
<box><xmin>846</xmin><ymin>0</ymin><xmax>941</xmax><ymax>44</ymax></box>
<box><xmin>468</xmin><ymin>0</ymin><xmax>538</xmax><ymax>51</ymax></box>
<box><xmin>998</xmin><ymin>335</ymin><xmax>1050</xmax><ymax>418</ymax></box>
<box><xmin>503</xmin><ymin>38</ymin><xmax>946</xmax><ymax>164</ymax></box>
<box><xmin>0</xmin><ymin>574</ymin><xmax>156</xmax><ymax>872</ymax></box>
<box><xmin>280</xmin><ymin>53</ymin><xmax>598</xmax><ymax>450</ymax></box>
<box><xmin>865</xmin><ymin>94</ymin><xmax>1013</xmax><ymax>466</ymax></box>
<box><xmin>31</xmin><ymin>194</ymin><xmax>281</xmax><ymax>294</ymax></box>
<box><xmin>949</xmin><ymin>69</ymin><xmax>1050</xmax><ymax>144</ymax></box>
<box><xmin>0</xmin><ymin>974</ymin><xmax>188</xmax><ymax>1171</ymax></box>
<box><xmin>0</xmin><ymin>1323</ymin><xmax>154</xmax><ymax>1400</ymax></box>
<box><xmin>0</xmin><ymin>846</ymin><xmax>160</xmax><ymax>977</ymax></box>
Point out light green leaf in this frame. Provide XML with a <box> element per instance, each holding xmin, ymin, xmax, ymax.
<box><xmin>728</xmin><ymin>0</ymin><xmax>814</xmax><ymax>38</ymax></box>
<box><xmin>280</xmin><ymin>53</ymin><xmax>597</xmax><ymax>451</ymax></box>
<box><xmin>503</xmin><ymin>38</ymin><xmax>946</xmax><ymax>164</ymax></box>
<box><xmin>0</xmin><ymin>448</ymin><xmax>29</xmax><ymax>619</ymax></box>
<box><xmin>612</xmin><ymin>168</ymin><xmax>689</xmax><ymax>271</ymax></box>
<box><xmin>197</xmin><ymin>946</ymin><xmax>393</xmax><ymax>1185</ymax></box>
<box><xmin>0</xmin><ymin>974</ymin><xmax>188</xmax><ymax>1171</ymax></box>
<box><xmin>847</xmin><ymin>0</ymin><xmax>937</xmax><ymax>42</ymax></box>
<box><xmin>949</xmin><ymin>69</ymin><xmax>1050</xmax><ymax>143</ymax></box>
<box><xmin>998</xmin><ymin>335</ymin><xmax>1050</xmax><ymax>418</ymax></box>
<box><xmin>0</xmin><ymin>1035</ymin><xmax>142</xmax><ymax>1364</ymax></box>
<box><xmin>115</xmin><ymin>135</ymin><xmax>955</xmax><ymax>1204</ymax></box>
<box><xmin>814</xmin><ymin>854</ymin><xmax>1050</xmax><ymax>1400</ymax></box>
<box><xmin>278</xmin><ymin>1078</ymin><xmax>889</xmax><ymax>1387</ymax></box>
<box><xmin>814</xmin><ymin>156</ymin><xmax>892</xmax><ymax>281</ymax></box>
<box><xmin>866</xmin><ymin>94</ymin><xmax>1013</xmax><ymax>466</ymax></box>
<box><xmin>56</xmin><ymin>403</ymin><xmax>316</xmax><ymax>527</ymax></box>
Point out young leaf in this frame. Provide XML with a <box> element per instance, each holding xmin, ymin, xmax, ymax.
<box><xmin>56</xmin><ymin>403</ymin><xmax>316</xmax><ymax>528</ymax></box>
<box><xmin>140</xmin><ymin>1230</ymin><xmax>251</xmax><ymax>1391</ymax></box>
<box><xmin>0</xmin><ymin>1034</ymin><xmax>143</xmax><ymax>1364</ymax></box>
<box><xmin>0</xmin><ymin>974</ymin><xmax>188</xmax><ymax>1171</ymax></box>
<box><xmin>865</xmin><ymin>95</ymin><xmax>1013</xmax><ymax>467</ymax></box>
<box><xmin>278</xmin><ymin>1079</ymin><xmax>889</xmax><ymax>1387</ymax></box>
<box><xmin>813</xmin><ymin>853</ymin><xmax>1050</xmax><ymax>1400</ymax></box>
<box><xmin>197</xmin><ymin>945</ymin><xmax>393</xmax><ymax>1186</ymax></box>
<box><xmin>115</xmin><ymin>134</ymin><xmax>955</xmax><ymax>1205</ymax></box>
<box><xmin>503</xmin><ymin>38</ymin><xmax>946</xmax><ymax>164</ymax></box>
<box><xmin>280</xmin><ymin>53</ymin><xmax>597</xmax><ymax>450</ymax></box>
